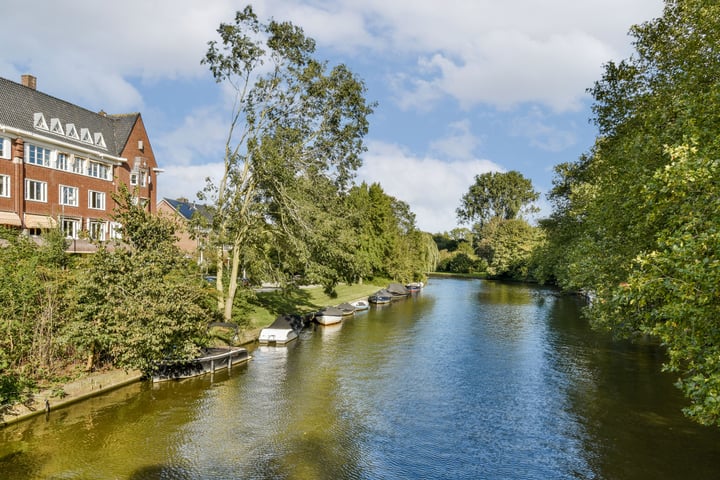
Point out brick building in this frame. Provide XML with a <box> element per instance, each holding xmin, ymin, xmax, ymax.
<box><xmin>157</xmin><ymin>197</ymin><xmax>211</xmax><ymax>263</ymax></box>
<box><xmin>0</xmin><ymin>74</ymin><xmax>159</xmax><ymax>252</ymax></box>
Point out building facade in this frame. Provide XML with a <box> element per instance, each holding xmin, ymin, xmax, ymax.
<box><xmin>0</xmin><ymin>75</ymin><xmax>159</xmax><ymax>252</ymax></box>
<box><xmin>157</xmin><ymin>197</ymin><xmax>211</xmax><ymax>265</ymax></box>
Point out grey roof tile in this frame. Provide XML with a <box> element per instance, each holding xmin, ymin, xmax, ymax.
<box><xmin>0</xmin><ymin>76</ymin><xmax>138</xmax><ymax>157</ymax></box>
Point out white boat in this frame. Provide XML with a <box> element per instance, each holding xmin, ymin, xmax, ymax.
<box><xmin>315</xmin><ymin>306</ymin><xmax>344</xmax><ymax>325</ymax></box>
<box><xmin>405</xmin><ymin>281</ymin><xmax>424</xmax><ymax>292</ymax></box>
<box><xmin>258</xmin><ymin>314</ymin><xmax>302</xmax><ymax>345</ymax></box>
<box><xmin>350</xmin><ymin>300</ymin><xmax>369</xmax><ymax>311</ymax></box>
<box><xmin>152</xmin><ymin>347</ymin><xmax>250</xmax><ymax>382</ymax></box>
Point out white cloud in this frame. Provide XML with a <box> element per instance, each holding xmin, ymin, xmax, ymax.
<box><xmin>510</xmin><ymin>108</ymin><xmax>578</xmax><ymax>152</ymax></box>
<box><xmin>429</xmin><ymin>120</ymin><xmax>482</xmax><ymax>160</ymax></box>
<box><xmin>154</xmin><ymin>107</ymin><xmax>228</xmax><ymax>168</ymax></box>
<box><xmin>157</xmin><ymin>163</ymin><xmax>225</xmax><ymax>203</ymax></box>
<box><xmin>358</xmin><ymin>140</ymin><xmax>502</xmax><ymax>233</ymax></box>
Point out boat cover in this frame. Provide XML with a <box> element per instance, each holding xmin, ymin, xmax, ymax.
<box><xmin>387</xmin><ymin>283</ymin><xmax>409</xmax><ymax>295</ymax></box>
<box><xmin>268</xmin><ymin>314</ymin><xmax>304</xmax><ymax>331</ymax></box>
<box><xmin>318</xmin><ymin>306</ymin><xmax>345</xmax><ymax>316</ymax></box>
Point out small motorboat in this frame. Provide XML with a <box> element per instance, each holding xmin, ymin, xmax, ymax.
<box><xmin>258</xmin><ymin>314</ymin><xmax>303</xmax><ymax>345</ymax></box>
<box><xmin>152</xmin><ymin>347</ymin><xmax>250</xmax><ymax>382</ymax></box>
<box><xmin>368</xmin><ymin>290</ymin><xmax>392</xmax><ymax>305</ymax></box>
<box><xmin>405</xmin><ymin>281</ymin><xmax>424</xmax><ymax>292</ymax></box>
<box><xmin>315</xmin><ymin>306</ymin><xmax>344</xmax><ymax>325</ymax></box>
<box><xmin>350</xmin><ymin>300</ymin><xmax>369</xmax><ymax>311</ymax></box>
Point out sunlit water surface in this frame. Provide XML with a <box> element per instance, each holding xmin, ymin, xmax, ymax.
<box><xmin>2</xmin><ymin>278</ymin><xmax>720</xmax><ymax>479</ymax></box>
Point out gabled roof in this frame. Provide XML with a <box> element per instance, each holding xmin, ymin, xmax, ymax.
<box><xmin>0</xmin><ymin>76</ymin><xmax>138</xmax><ymax>157</ymax></box>
<box><xmin>162</xmin><ymin>198</ymin><xmax>212</xmax><ymax>222</ymax></box>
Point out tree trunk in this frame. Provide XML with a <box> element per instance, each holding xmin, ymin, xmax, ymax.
<box><xmin>216</xmin><ymin>246</ymin><xmax>225</xmax><ymax>312</ymax></box>
<box><xmin>223</xmin><ymin>238</ymin><xmax>242</xmax><ymax>321</ymax></box>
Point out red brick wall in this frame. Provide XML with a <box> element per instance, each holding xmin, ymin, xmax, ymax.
<box><xmin>117</xmin><ymin>115</ymin><xmax>158</xmax><ymax>214</ymax></box>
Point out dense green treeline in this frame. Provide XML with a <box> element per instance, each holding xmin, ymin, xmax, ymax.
<box><xmin>537</xmin><ymin>0</ymin><xmax>720</xmax><ymax>426</ymax></box>
<box><xmin>434</xmin><ymin>170</ymin><xmax>543</xmax><ymax>281</ymax></box>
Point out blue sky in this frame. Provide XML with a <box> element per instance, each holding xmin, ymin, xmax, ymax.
<box><xmin>1</xmin><ymin>0</ymin><xmax>664</xmax><ymax>233</ymax></box>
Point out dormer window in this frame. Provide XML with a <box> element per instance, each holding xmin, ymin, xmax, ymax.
<box><xmin>80</xmin><ymin>128</ymin><xmax>93</xmax><ymax>144</ymax></box>
<box><xmin>94</xmin><ymin>132</ymin><xmax>106</xmax><ymax>149</ymax></box>
<box><xmin>50</xmin><ymin>118</ymin><xmax>64</xmax><ymax>135</ymax></box>
<box><xmin>66</xmin><ymin>123</ymin><xmax>79</xmax><ymax>140</ymax></box>
<box><xmin>33</xmin><ymin>113</ymin><xmax>48</xmax><ymax>130</ymax></box>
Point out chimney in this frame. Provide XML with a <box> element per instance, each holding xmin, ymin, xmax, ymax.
<box><xmin>21</xmin><ymin>74</ymin><xmax>37</xmax><ymax>90</ymax></box>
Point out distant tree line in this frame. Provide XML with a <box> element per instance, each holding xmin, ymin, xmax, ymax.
<box><xmin>434</xmin><ymin>170</ymin><xmax>542</xmax><ymax>281</ymax></box>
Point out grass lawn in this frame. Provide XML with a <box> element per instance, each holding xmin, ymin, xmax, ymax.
<box><xmin>240</xmin><ymin>281</ymin><xmax>389</xmax><ymax>331</ymax></box>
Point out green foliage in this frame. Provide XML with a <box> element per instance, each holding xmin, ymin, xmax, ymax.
<box><xmin>437</xmin><ymin>252</ymin><xmax>487</xmax><ymax>275</ymax></box>
<box><xmin>476</xmin><ymin>218</ymin><xmax>542</xmax><ymax>280</ymax></box>
<box><xmin>344</xmin><ymin>182</ymin><xmax>435</xmax><ymax>284</ymax></box>
<box><xmin>201</xmin><ymin>5</ymin><xmax>375</xmax><ymax>320</ymax></box>
<box><xmin>457</xmin><ymin>170</ymin><xmax>539</xmax><ymax>227</ymax></box>
<box><xmin>589</xmin><ymin>145</ymin><xmax>720</xmax><ymax>426</ymax></box>
<box><xmin>0</xmin><ymin>227</ymin><xmax>74</xmax><ymax>409</ymax></box>
<box><xmin>541</xmin><ymin>0</ymin><xmax>720</xmax><ymax>425</ymax></box>
<box><xmin>69</xmin><ymin>186</ymin><xmax>216</xmax><ymax>375</ymax></box>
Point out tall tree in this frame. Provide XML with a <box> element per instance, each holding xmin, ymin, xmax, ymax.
<box><xmin>456</xmin><ymin>171</ymin><xmax>539</xmax><ymax>228</ymax></box>
<box><xmin>201</xmin><ymin>6</ymin><xmax>374</xmax><ymax>320</ymax></box>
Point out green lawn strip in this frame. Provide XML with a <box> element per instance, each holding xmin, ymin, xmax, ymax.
<box><xmin>241</xmin><ymin>281</ymin><xmax>389</xmax><ymax>332</ymax></box>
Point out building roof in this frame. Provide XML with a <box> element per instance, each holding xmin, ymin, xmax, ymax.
<box><xmin>162</xmin><ymin>198</ymin><xmax>212</xmax><ymax>222</ymax></box>
<box><xmin>0</xmin><ymin>76</ymin><xmax>138</xmax><ymax>157</ymax></box>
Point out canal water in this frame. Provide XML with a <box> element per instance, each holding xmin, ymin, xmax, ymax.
<box><xmin>2</xmin><ymin>277</ymin><xmax>720</xmax><ymax>479</ymax></box>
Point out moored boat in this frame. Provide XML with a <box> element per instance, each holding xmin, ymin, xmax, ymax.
<box><xmin>349</xmin><ymin>300</ymin><xmax>369</xmax><ymax>311</ymax></box>
<box><xmin>315</xmin><ymin>306</ymin><xmax>344</xmax><ymax>325</ymax></box>
<box><xmin>368</xmin><ymin>290</ymin><xmax>392</xmax><ymax>305</ymax></box>
<box><xmin>258</xmin><ymin>314</ymin><xmax>303</xmax><ymax>345</ymax></box>
<box><xmin>386</xmin><ymin>282</ymin><xmax>410</xmax><ymax>299</ymax></box>
<box><xmin>405</xmin><ymin>281</ymin><xmax>424</xmax><ymax>292</ymax></box>
<box><xmin>152</xmin><ymin>347</ymin><xmax>250</xmax><ymax>382</ymax></box>
<box><xmin>336</xmin><ymin>302</ymin><xmax>356</xmax><ymax>317</ymax></box>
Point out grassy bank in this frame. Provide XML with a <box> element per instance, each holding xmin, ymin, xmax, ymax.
<box><xmin>241</xmin><ymin>281</ymin><xmax>389</xmax><ymax>332</ymax></box>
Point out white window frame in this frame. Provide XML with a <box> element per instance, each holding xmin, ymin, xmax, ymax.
<box><xmin>25</xmin><ymin>179</ymin><xmax>47</xmax><ymax>202</ymax></box>
<box><xmin>0</xmin><ymin>174</ymin><xmax>9</xmax><ymax>197</ymax></box>
<box><xmin>88</xmin><ymin>161</ymin><xmax>99</xmax><ymax>178</ymax></box>
<box><xmin>88</xmin><ymin>190</ymin><xmax>106</xmax><ymax>210</ymax></box>
<box><xmin>109</xmin><ymin>221</ymin><xmax>122</xmax><ymax>240</ymax></box>
<box><xmin>88</xmin><ymin>220</ymin><xmax>106</xmax><ymax>241</ymax></box>
<box><xmin>61</xmin><ymin>217</ymin><xmax>80</xmax><ymax>239</ymax></box>
<box><xmin>130</xmin><ymin>172</ymin><xmax>139</xmax><ymax>186</ymax></box>
<box><xmin>33</xmin><ymin>112</ymin><xmax>48</xmax><ymax>130</ymax></box>
<box><xmin>94</xmin><ymin>132</ymin><xmax>106</xmax><ymax>149</ymax></box>
<box><xmin>0</xmin><ymin>136</ymin><xmax>9</xmax><ymax>159</ymax></box>
<box><xmin>72</xmin><ymin>156</ymin><xmax>85</xmax><ymax>174</ymax></box>
<box><xmin>50</xmin><ymin>118</ymin><xmax>64</xmax><ymax>135</ymax></box>
<box><xmin>56</xmin><ymin>152</ymin><xmax>70</xmax><ymax>171</ymax></box>
<box><xmin>59</xmin><ymin>185</ymin><xmax>79</xmax><ymax>206</ymax></box>
<box><xmin>26</xmin><ymin>144</ymin><xmax>51</xmax><ymax>166</ymax></box>
<box><xmin>66</xmin><ymin>123</ymin><xmax>79</xmax><ymax>140</ymax></box>
<box><xmin>80</xmin><ymin>128</ymin><xmax>93</xmax><ymax>144</ymax></box>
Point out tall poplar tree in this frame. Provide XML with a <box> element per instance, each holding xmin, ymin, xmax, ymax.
<box><xmin>201</xmin><ymin>6</ymin><xmax>374</xmax><ymax>320</ymax></box>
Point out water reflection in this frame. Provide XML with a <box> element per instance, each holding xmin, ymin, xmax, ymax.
<box><xmin>3</xmin><ymin>278</ymin><xmax>720</xmax><ymax>479</ymax></box>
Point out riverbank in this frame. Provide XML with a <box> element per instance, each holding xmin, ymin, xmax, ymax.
<box><xmin>1</xmin><ymin>281</ymin><xmax>387</xmax><ymax>427</ymax></box>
